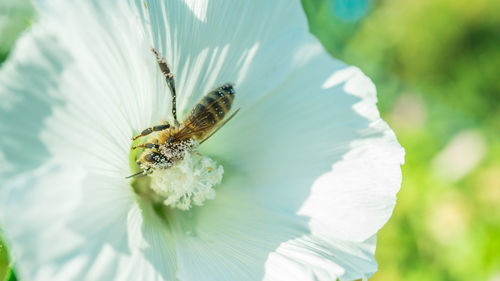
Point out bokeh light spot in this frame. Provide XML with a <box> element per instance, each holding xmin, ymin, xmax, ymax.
<box><xmin>331</xmin><ymin>0</ymin><xmax>371</xmax><ymax>22</ymax></box>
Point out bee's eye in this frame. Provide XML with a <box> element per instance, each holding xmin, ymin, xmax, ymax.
<box><xmin>145</xmin><ymin>153</ymin><xmax>159</xmax><ymax>162</ymax></box>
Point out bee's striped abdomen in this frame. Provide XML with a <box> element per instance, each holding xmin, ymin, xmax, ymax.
<box><xmin>175</xmin><ymin>83</ymin><xmax>237</xmax><ymax>142</ymax></box>
<box><xmin>190</xmin><ymin>83</ymin><xmax>235</xmax><ymax>125</ymax></box>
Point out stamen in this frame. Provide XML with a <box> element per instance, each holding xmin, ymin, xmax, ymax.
<box><xmin>149</xmin><ymin>151</ymin><xmax>223</xmax><ymax>210</ymax></box>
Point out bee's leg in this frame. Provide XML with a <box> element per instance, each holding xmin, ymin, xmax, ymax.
<box><xmin>151</xmin><ymin>47</ymin><xmax>179</xmax><ymax>127</ymax></box>
<box><xmin>131</xmin><ymin>124</ymin><xmax>170</xmax><ymax>141</ymax></box>
<box><xmin>132</xmin><ymin>143</ymin><xmax>160</xmax><ymax>150</ymax></box>
<box><xmin>125</xmin><ymin>169</ymin><xmax>147</xmax><ymax>179</ymax></box>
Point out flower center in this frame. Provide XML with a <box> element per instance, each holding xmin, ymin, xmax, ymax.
<box><xmin>130</xmin><ymin>144</ymin><xmax>223</xmax><ymax>210</ymax></box>
<box><xmin>149</xmin><ymin>151</ymin><xmax>223</xmax><ymax>210</ymax></box>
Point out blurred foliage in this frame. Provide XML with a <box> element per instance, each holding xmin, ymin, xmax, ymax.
<box><xmin>0</xmin><ymin>0</ymin><xmax>33</xmax><ymax>64</ymax></box>
<box><xmin>0</xmin><ymin>238</ymin><xmax>8</xmax><ymax>281</ymax></box>
<box><xmin>1</xmin><ymin>0</ymin><xmax>499</xmax><ymax>280</ymax></box>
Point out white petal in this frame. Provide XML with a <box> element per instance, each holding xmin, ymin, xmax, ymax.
<box><xmin>166</xmin><ymin>180</ymin><xmax>309</xmax><ymax>281</ymax></box>
<box><xmin>207</xmin><ymin>43</ymin><xmax>404</xmax><ymax>239</ymax></box>
<box><xmin>0</xmin><ymin>24</ymin><xmax>63</xmax><ymax>179</ymax></box>
<box><xmin>134</xmin><ymin>0</ymin><xmax>311</xmax><ymax>113</ymax></box>
<box><xmin>202</xmin><ymin>38</ymin><xmax>404</xmax><ymax>279</ymax></box>
<box><xmin>116</xmin><ymin>204</ymin><xmax>178</xmax><ymax>281</ymax></box>
<box><xmin>265</xmin><ymin>235</ymin><xmax>378</xmax><ymax>281</ymax></box>
<box><xmin>0</xmin><ymin>0</ymin><xmax>178</xmax><ymax>179</ymax></box>
<box><xmin>1</xmin><ymin>0</ymin><xmax>313</xmax><ymax>178</ymax></box>
<box><xmin>0</xmin><ymin>161</ymin><xmax>178</xmax><ymax>281</ymax></box>
<box><xmin>0</xmin><ymin>163</ymin><xmax>86</xmax><ymax>281</ymax></box>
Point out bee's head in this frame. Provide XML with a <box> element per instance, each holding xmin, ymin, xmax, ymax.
<box><xmin>138</xmin><ymin>151</ymin><xmax>172</xmax><ymax>170</ymax></box>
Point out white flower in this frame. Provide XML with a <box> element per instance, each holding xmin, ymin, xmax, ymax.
<box><xmin>0</xmin><ymin>0</ymin><xmax>404</xmax><ymax>281</ymax></box>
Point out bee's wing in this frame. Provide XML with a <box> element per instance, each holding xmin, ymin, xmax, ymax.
<box><xmin>174</xmin><ymin>89</ymin><xmax>236</xmax><ymax>141</ymax></box>
<box><xmin>198</xmin><ymin>108</ymin><xmax>239</xmax><ymax>144</ymax></box>
<box><xmin>174</xmin><ymin>113</ymin><xmax>218</xmax><ymax>141</ymax></box>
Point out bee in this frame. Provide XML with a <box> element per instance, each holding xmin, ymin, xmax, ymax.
<box><xmin>127</xmin><ymin>48</ymin><xmax>239</xmax><ymax>178</ymax></box>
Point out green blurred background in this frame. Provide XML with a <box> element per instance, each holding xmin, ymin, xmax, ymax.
<box><xmin>1</xmin><ymin>0</ymin><xmax>499</xmax><ymax>280</ymax></box>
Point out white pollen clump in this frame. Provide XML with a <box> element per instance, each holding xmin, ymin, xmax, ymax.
<box><xmin>150</xmin><ymin>152</ymin><xmax>223</xmax><ymax>210</ymax></box>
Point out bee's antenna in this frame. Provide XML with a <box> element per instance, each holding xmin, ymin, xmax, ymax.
<box><xmin>125</xmin><ymin>170</ymin><xmax>145</xmax><ymax>179</ymax></box>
